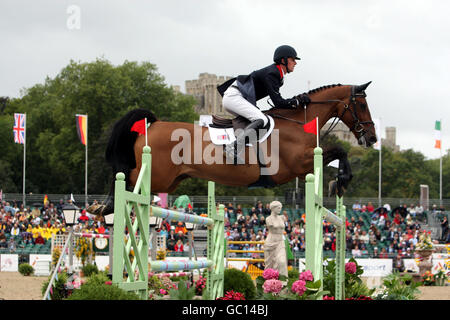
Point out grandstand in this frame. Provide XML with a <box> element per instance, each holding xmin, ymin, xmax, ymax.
<box><xmin>0</xmin><ymin>200</ymin><xmax>448</xmax><ymax>266</ymax></box>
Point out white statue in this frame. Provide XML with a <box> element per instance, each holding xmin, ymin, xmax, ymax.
<box><xmin>264</xmin><ymin>200</ymin><xmax>288</xmax><ymax>277</ymax></box>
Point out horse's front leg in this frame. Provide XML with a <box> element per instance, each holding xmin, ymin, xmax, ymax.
<box><xmin>322</xmin><ymin>145</ymin><xmax>353</xmax><ymax>197</ymax></box>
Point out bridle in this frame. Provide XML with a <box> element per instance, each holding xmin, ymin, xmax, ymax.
<box><xmin>319</xmin><ymin>86</ymin><xmax>374</xmax><ymax>141</ymax></box>
<box><xmin>270</xmin><ymin>85</ymin><xmax>374</xmax><ymax>141</ymax></box>
<box><xmin>348</xmin><ymin>86</ymin><xmax>374</xmax><ymax>132</ymax></box>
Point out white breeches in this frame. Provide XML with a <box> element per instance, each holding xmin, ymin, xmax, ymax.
<box><xmin>222</xmin><ymin>81</ymin><xmax>268</xmax><ymax>127</ymax></box>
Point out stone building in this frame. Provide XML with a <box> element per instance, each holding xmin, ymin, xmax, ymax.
<box><xmin>171</xmin><ymin>85</ymin><xmax>181</xmax><ymax>93</ymax></box>
<box><xmin>328</xmin><ymin>122</ymin><xmax>400</xmax><ymax>152</ymax></box>
<box><xmin>384</xmin><ymin>127</ymin><xmax>400</xmax><ymax>152</ymax></box>
<box><xmin>185</xmin><ymin>73</ymin><xmax>233</xmax><ymax>116</ymax></box>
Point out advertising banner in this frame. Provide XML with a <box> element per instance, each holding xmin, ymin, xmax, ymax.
<box><xmin>0</xmin><ymin>254</ymin><xmax>19</xmax><ymax>272</ymax></box>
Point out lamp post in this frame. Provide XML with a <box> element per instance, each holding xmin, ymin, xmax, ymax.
<box><xmin>185</xmin><ymin>221</ymin><xmax>195</xmax><ymax>260</ymax></box>
<box><xmin>62</xmin><ymin>204</ymin><xmax>78</xmax><ymax>226</ymax></box>
<box><xmin>103</xmin><ymin>213</ymin><xmax>114</xmax><ymax>279</ymax></box>
<box><xmin>184</xmin><ymin>220</ymin><xmax>196</xmax><ymax>284</ymax></box>
<box><xmin>149</xmin><ymin>216</ymin><xmax>162</xmax><ymax>228</ymax></box>
<box><xmin>149</xmin><ymin>215</ymin><xmax>162</xmax><ymax>261</ymax></box>
<box><xmin>62</xmin><ymin>204</ymin><xmax>79</xmax><ymax>274</ymax></box>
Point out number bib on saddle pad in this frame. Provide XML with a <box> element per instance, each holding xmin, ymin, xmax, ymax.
<box><xmin>207</xmin><ymin>127</ymin><xmax>237</xmax><ymax>145</ymax></box>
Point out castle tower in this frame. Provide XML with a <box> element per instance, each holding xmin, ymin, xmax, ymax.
<box><xmin>185</xmin><ymin>73</ymin><xmax>232</xmax><ymax>116</ymax></box>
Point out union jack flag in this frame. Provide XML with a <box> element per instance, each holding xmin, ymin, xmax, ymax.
<box><xmin>13</xmin><ymin>113</ymin><xmax>26</xmax><ymax>144</ymax></box>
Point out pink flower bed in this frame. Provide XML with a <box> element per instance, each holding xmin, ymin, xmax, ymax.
<box><xmin>263</xmin><ymin>268</ymin><xmax>279</xmax><ymax>280</ymax></box>
<box><xmin>345</xmin><ymin>262</ymin><xmax>357</xmax><ymax>274</ymax></box>
<box><xmin>262</xmin><ymin>279</ymin><xmax>283</xmax><ymax>294</ymax></box>
<box><xmin>299</xmin><ymin>270</ymin><xmax>314</xmax><ymax>282</ymax></box>
<box><xmin>291</xmin><ymin>279</ymin><xmax>307</xmax><ymax>296</ymax></box>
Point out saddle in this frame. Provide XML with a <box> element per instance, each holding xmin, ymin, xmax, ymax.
<box><xmin>210</xmin><ymin>115</ymin><xmax>249</xmax><ymax>131</ymax></box>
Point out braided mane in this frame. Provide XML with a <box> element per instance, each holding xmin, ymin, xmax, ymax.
<box><xmin>307</xmin><ymin>83</ymin><xmax>342</xmax><ymax>95</ymax></box>
<box><xmin>266</xmin><ymin>83</ymin><xmax>344</xmax><ymax>113</ymax></box>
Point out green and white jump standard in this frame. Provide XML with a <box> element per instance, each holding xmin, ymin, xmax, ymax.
<box><xmin>305</xmin><ymin>147</ymin><xmax>346</xmax><ymax>300</ymax></box>
<box><xmin>112</xmin><ymin>146</ymin><xmax>224</xmax><ymax>300</ymax></box>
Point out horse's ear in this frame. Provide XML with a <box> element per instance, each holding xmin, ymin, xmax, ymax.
<box><xmin>355</xmin><ymin>81</ymin><xmax>372</xmax><ymax>93</ymax></box>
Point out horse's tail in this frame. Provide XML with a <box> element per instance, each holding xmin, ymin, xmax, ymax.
<box><xmin>105</xmin><ymin>108</ymin><xmax>158</xmax><ymax>183</ymax></box>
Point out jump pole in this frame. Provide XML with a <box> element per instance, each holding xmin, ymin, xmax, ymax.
<box><xmin>112</xmin><ymin>146</ymin><xmax>224</xmax><ymax>300</ymax></box>
<box><xmin>305</xmin><ymin>147</ymin><xmax>346</xmax><ymax>300</ymax></box>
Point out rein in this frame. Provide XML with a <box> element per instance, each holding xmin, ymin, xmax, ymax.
<box><xmin>270</xmin><ymin>92</ymin><xmax>374</xmax><ymax>141</ymax></box>
<box><xmin>270</xmin><ymin>99</ymin><xmax>344</xmax><ymax>128</ymax></box>
<box><xmin>311</xmin><ymin>99</ymin><xmax>348</xmax><ymax>140</ymax></box>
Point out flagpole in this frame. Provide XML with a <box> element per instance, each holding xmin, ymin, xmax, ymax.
<box><xmin>440</xmin><ymin>150</ymin><xmax>442</xmax><ymax>204</ymax></box>
<box><xmin>378</xmin><ymin>119</ymin><xmax>382</xmax><ymax>208</ymax></box>
<box><xmin>23</xmin><ymin>113</ymin><xmax>26</xmax><ymax>208</ymax></box>
<box><xmin>439</xmin><ymin>118</ymin><xmax>442</xmax><ymax>205</ymax></box>
<box><xmin>296</xmin><ymin>80</ymin><xmax>312</xmax><ymax>206</ymax></box>
<box><xmin>145</xmin><ymin>117</ymin><xmax>148</xmax><ymax>147</ymax></box>
<box><xmin>85</xmin><ymin>114</ymin><xmax>88</xmax><ymax>208</ymax></box>
<box><xmin>316</xmin><ymin>116</ymin><xmax>319</xmax><ymax>147</ymax></box>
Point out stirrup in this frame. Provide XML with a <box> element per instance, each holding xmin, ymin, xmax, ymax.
<box><xmin>235</xmin><ymin>119</ymin><xmax>265</xmax><ymax>145</ymax></box>
<box><xmin>225</xmin><ymin>144</ymin><xmax>235</xmax><ymax>160</ymax></box>
<box><xmin>225</xmin><ymin>143</ymin><xmax>245</xmax><ymax>164</ymax></box>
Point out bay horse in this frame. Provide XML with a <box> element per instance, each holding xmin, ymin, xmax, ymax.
<box><xmin>88</xmin><ymin>82</ymin><xmax>377</xmax><ymax>216</ymax></box>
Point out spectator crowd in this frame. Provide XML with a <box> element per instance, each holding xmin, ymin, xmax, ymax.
<box><xmin>1</xmin><ymin>196</ymin><xmax>448</xmax><ymax>273</ymax></box>
<box><xmin>0</xmin><ymin>199</ymin><xmax>108</xmax><ymax>253</ymax></box>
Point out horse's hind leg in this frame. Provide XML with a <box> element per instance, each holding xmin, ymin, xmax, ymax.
<box><xmin>87</xmin><ymin>165</ymin><xmax>134</xmax><ymax>216</ymax></box>
<box><xmin>323</xmin><ymin>146</ymin><xmax>353</xmax><ymax>197</ymax></box>
<box><xmin>87</xmin><ymin>177</ymin><xmax>115</xmax><ymax>216</ymax></box>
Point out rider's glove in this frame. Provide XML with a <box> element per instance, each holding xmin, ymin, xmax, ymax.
<box><xmin>289</xmin><ymin>98</ymin><xmax>299</xmax><ymax>108</ymax></box>
<box><xmin>296</xmin><ymin>93</ymin><xmax>311</xmax><ymax>106</ymax></box>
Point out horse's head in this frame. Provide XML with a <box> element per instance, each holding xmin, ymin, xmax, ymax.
<box><xmin>339</xmin><ymin>82</ymin><xmax>377</xmax><ymax>148</ymax></box>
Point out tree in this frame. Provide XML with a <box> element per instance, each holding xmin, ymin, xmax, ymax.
<box><xmin>343</xmin><ymin>145</ymin><xmax>440</xmax><ymax>199</ymax></box>
<box><xmin>1</xmin><ymin>58</ymin><xmax>198</xmax><ymax>194</ymax></box>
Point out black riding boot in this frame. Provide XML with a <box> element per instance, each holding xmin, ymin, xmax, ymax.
<box><xmin>225</xmin><ymin>119</ymin><xmax>265</xmax><ymax>163</ymax></box>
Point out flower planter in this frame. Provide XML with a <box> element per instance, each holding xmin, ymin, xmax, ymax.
<box><xmin>415</xmin><ymin>249</ymin><xmax>434</xmax><ymax>259</ymax></box>
<box><xmin>435</xmin><ymin>278</ymin><xmax>445</xmax><ymax>286</ymax></box>
<box><xmin>415</xmin><ymin>249</ymin><xmax>435</xmax><ymax>275</ymax></box>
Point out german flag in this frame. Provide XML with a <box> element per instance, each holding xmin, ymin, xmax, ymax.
<box><xmin>76</xmin><ymin>114</ymin><xmax>87</xmax><ymax>145</ymax></box>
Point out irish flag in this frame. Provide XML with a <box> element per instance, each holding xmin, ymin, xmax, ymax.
<box><xmin>434</xmin><ymin>120</ymin><xmax>441</xmax><ymax>149</ymax></box>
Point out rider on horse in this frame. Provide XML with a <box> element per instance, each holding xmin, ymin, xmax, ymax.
<box><xmin>217</xmin><ymin>45</ymin><xmax>311</xmax><ymax>161</ymax></box>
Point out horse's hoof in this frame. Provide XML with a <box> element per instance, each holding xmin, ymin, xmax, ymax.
<box><xmin>336</xmin><ymin>185</ymin><xmax>346</xmax><ymax>198</ymax></box>
<box><xmin>86</xmin><ymin>204</ymin><xmax>105</xmax><ymax>216</ymax></box>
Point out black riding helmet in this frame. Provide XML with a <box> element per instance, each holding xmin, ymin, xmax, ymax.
<box><xmin>273</xmin><ymin>45</ymin><xmax>300</xmax><ymax>73</ymax></box>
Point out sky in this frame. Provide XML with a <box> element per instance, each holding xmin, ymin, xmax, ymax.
<box><xmin>1</xmin><ymin>0</ymin><xmax>449</xmax><ymax>160</ymax></box>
